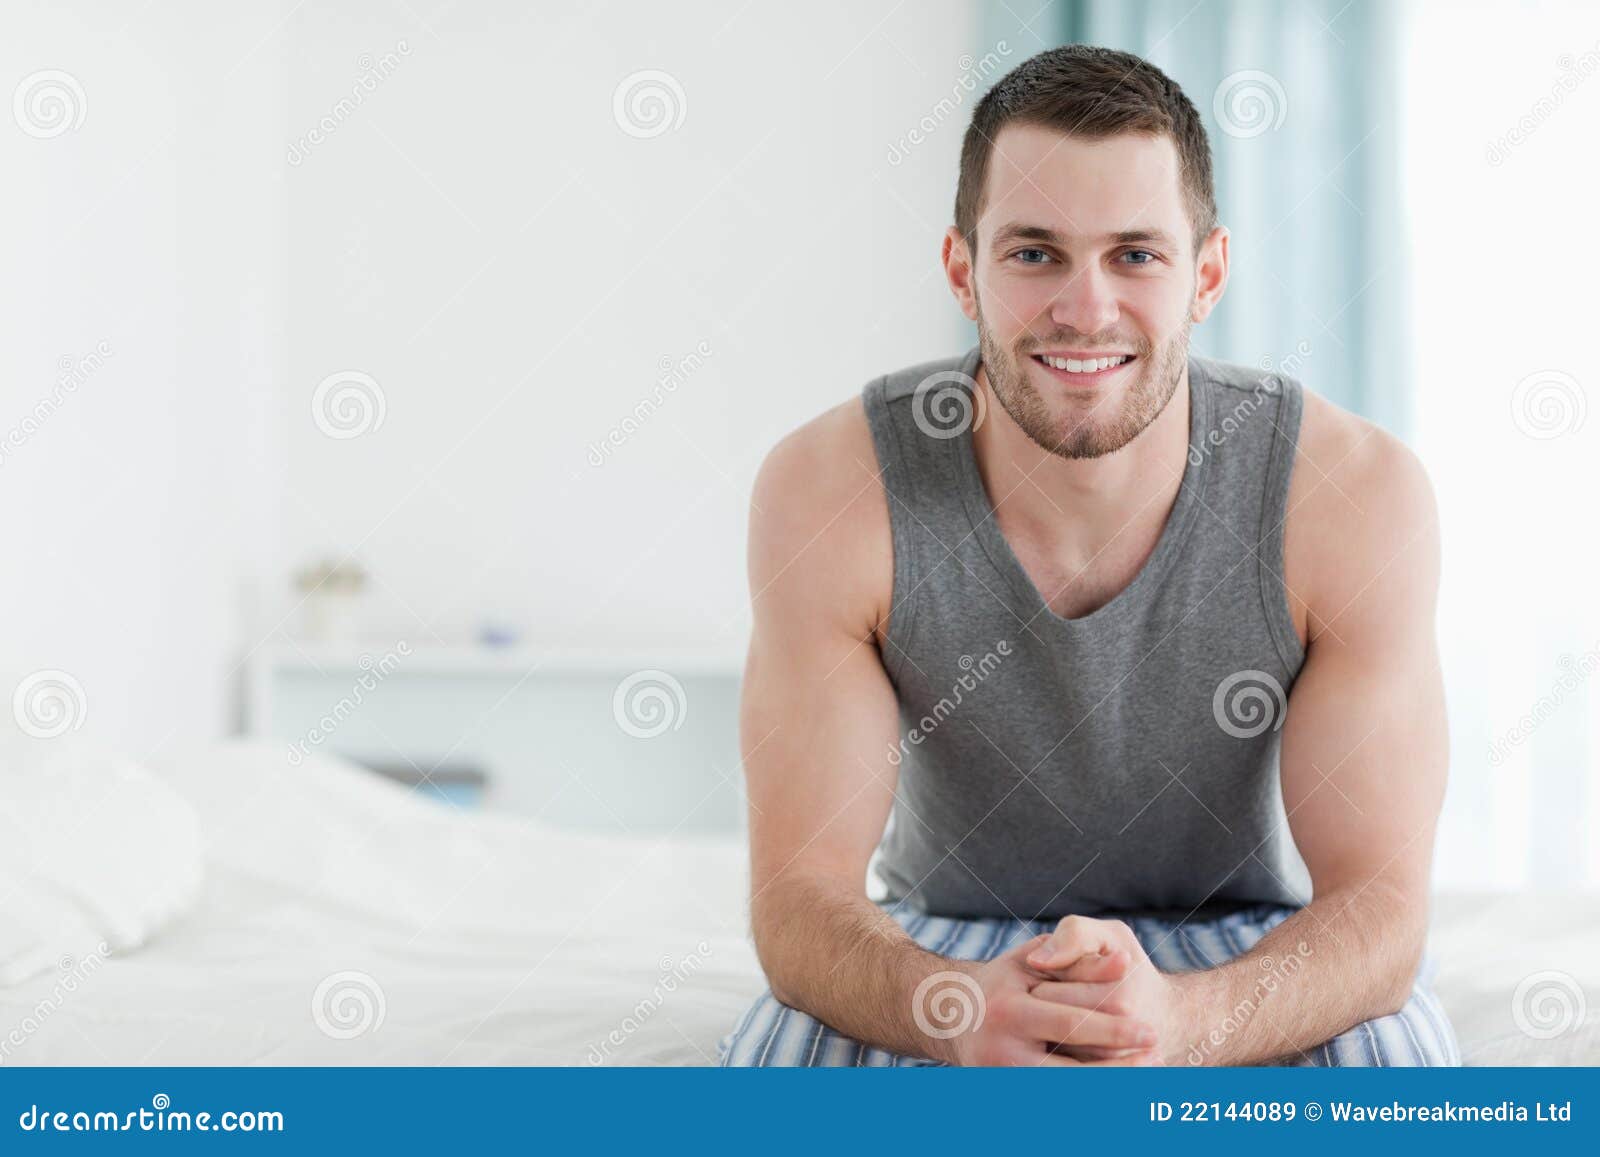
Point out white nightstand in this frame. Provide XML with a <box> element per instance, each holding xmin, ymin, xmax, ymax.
<box><xmin>244</xmin><ymin>641</ymin><xmax>745</xmax><ymax>833</ymax></box>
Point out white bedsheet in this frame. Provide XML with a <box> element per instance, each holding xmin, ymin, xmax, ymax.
<box><xmin>2</xmin><ymin>739</ymin><xmax>1595</xmax><ymax>1066</ymax></box>
<box><xmin>1</xmin><ymin>740</ymin><xmax>763</xmax><ymax>1065</ymax></box>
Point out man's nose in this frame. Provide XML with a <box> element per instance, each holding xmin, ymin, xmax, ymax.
<box><xmin>1048</xmin><ymin>264</ymin><xmax>1120</xmax><ymax>337</ymax></box>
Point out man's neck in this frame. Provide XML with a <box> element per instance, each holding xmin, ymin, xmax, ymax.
<box><xmin>970</xmin><ymin>361</ymin><xmax>1192</xmax><ymax>554</ymax></box>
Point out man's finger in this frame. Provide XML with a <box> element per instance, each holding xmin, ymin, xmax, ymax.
<box><xmin>1084</xmin><ymin>1047</ymin><xmax>1164</xmax><ymax>1066</ymax></box>
<box><xmin>1034</xmin><ymin>948</ymin><xmax>1131</xmax><ymax>984</ymax></box>
<box><xmin>1031</xmin><ymin>979</ymin><xmax>1123</xmax><ymax>1012</ymax></box>
<box><xmin>1036</xmin><ymin>1047</ymin><xmax>1163</xmax><ymax>1067</ymax></box>
<box><xmin>1012</xmin><ymin>994</ymin><xmax>1157</xmax><ymax>1051</ymax></box>
<box><xmin>1026</xmin><ymin>918</ymin><xmax>1120</xmax><ymax>970</ymax></box>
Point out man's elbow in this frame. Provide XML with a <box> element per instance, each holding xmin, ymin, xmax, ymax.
<box><xmin>751</xmin><ymin>924</ymin><xmax>796</xmax><ymax>1006</ymax></box>
<box><xmin>749</xmin><ymin>879</ymin><xmax>807</xmax><ymax>1007</ymax></box>
<box><xmin>1373</xmin><ymin>927</ymin><xmax>1428</xmax><ymax>1018</ymax></box>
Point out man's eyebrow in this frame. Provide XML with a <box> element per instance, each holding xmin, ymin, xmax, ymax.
<box><xmin>990</xmin><ymin>223</ymin><xmax>1179</xmax><ymax>249</ymax></box>
<box><xmin>991</xmin><ymin>223</ymin><xmax>1065</xmax><ymax>245</ymax></box>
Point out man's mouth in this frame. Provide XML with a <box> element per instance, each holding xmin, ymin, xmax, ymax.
<box><xmin>1029</xmin><ymin>351</ymin><xmax>1137</xmax><ymax>384</ymax></box>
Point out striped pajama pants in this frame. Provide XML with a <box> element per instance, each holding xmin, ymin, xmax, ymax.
<box><xmin>717</xmin><ymin>902</ymin><xmax>1460</xmax><ymax>1067</ymax></box>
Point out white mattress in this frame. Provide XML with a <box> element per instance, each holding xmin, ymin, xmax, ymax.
<box><xmin>2</xmin><ymin>740</ymin><xmax>1595</xmax><ymax>1066</ymax></box>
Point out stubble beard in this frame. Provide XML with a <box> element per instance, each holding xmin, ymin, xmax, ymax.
<box><xmin>974</xmin><ymin>297</ymin><xmax>1191</xmax><ymax>461</ymax></box>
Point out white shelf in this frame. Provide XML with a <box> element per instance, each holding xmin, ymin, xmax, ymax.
<box><xmin>254</xmin><ymin>641</ymin><xmax>745</xmax><ymax>678</ymax></box>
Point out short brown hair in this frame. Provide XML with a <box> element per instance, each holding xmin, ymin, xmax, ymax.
<box><xmin>954</xmin><ymin>45</ymin><xmax>1216</xmax><ymax>253</ymax></box>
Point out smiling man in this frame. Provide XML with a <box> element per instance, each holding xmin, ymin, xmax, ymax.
<box><xmin>718</xmin><ymin>45</ymin><xmax>1458</xmax><ymax>1067</ymax></box>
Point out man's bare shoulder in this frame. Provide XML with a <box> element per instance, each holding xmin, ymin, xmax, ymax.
<box><xmin>1286</xmin><ymin>390</ymin><xmax>1440</xmax><ymax>644</ymax></box>
<box><xmin>747</xmin><ymin>398</ymin><xmax>892</xmax><ymax>635</ymax></box>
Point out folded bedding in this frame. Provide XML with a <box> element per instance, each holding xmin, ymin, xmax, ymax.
<box><xmin>0</xmin><ymin>733</ymin><xmax>204</xmax><ymax>987</ymax></box>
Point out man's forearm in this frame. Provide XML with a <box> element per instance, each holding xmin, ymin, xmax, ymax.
<box><xmin>1169</xmin><ymin>881</ymin><xmax>1425</xmax><ymax>1066</ymax></box>
<box><xmin>752</xmin><ymin>874</ymin><xmax>966</xmax><ymax>1063</ymax></box>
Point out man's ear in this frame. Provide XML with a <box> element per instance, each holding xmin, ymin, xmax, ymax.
<box><xmin>1190</xmin><ymin>225</ymin><xmax>1229</xmax><ymax>324</ymax></box>
<box><xmin>942</xmin><ymin>226</ymin><xmax>980</xmax><ymax>322</ymax></box>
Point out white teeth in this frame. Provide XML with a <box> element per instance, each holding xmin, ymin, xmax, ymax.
<box><xmin>1039</xmin><ymin>354</ymin><xmax>1130</xmax><ymax>372</ymax></box>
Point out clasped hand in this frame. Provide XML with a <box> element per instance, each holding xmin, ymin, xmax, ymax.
<box><xmin>946</xmin><ymin>915</ymin><xmax>1185</xmax><ymax>1067</ymax></box>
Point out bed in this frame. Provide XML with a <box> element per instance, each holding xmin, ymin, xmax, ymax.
<box><xmin>2</xmin><ymin>739</ymin><xmax>1596</xmax><ymax>1066</ymax></box>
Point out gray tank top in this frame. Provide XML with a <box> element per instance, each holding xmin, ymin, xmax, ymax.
<box><xmin>864</xmin><ymin>345</ymin><xmax>1313</xmax><ymax>921</ymax></box>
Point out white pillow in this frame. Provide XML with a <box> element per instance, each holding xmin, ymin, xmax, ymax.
<box><xmin>0</xmin><ymin>733</ymin><xmax>203</xmax><ymax>987</ymax></box>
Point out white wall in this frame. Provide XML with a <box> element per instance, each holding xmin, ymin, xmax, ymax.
<box><xmin>2</xmin><ymin>4</ymin><xmax>284</xmax><ymax>756</ymax></box>
<box><xmin>1403</xmin><ymin>0</ymin><xmax>1600</xmax><ymax>887</ymax></box>
<box><xmin>5</xmin><ymin>2</ymin><xmax>983</xmax><ymax>754</ymax></box>
<box><xmin>272</xmin><ymin>0</ymin><xmax>980</xmax><ymax>661</ymax></box>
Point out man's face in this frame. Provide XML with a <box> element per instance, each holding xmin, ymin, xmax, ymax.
<box><xmin>965</xmin><ymin>125</ymin><xmax>1203</xmax><ymax>459</ymax></box>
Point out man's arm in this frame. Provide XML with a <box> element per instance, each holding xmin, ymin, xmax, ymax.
<box><xmin>1165</xmin><ymin>422</ymin><xmax>1447</xmax><ymax>1065</ymax></box>
<box><xmin>742</xmin><ymin>401</ymin><xmax>1159</xmax><ymax>1066</ymax></box>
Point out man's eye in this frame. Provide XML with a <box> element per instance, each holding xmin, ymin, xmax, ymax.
<box><xmin>1012</xmin><ymin>248</ymin><xmax>1053</xmax><ymax>265</ymax></box>
<box><xmin>1121</xmin><ymin>249</ymin><xmax>1157</xmax><ymax>265</ymax></box>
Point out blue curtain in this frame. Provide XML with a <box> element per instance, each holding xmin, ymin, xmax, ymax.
<box><xmin>974</xmin><ymin>0</ymin><xmax>1409</xmax><ymax>433</ymax></box>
